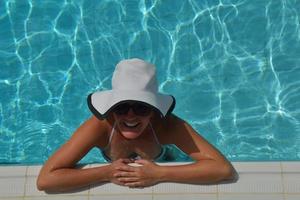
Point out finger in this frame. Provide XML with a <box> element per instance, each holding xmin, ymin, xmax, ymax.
<box><xmin>117</xmin><ymin>165</ymin><xmax>137</xmax><ymax>172</ymax></box>
<box><xmin>125</xmin><ymin>182</ymin><xmax>142</xmax><ymax>187</ymax></box>
<box><xmin>122</xmin><ymin>158</ymin><xmax>134</xmax><ymax>164</ymax></box>
<box><xmin>117</xmin><ymin>158</ymin><xmax>133</xmax><ymax>164</ymax></box>
<box><xmin>113</xmin><ymin>181</ymin><xmax>126</xmax><ymax>186</ymax></box>
<box><xmin>113</xmin><ymin>171</ymin><xmax>136</xmax><ymax>178</ymax></box>
<box><xmin>118</xmin><ymin>177</ymin><xmax>139</xmax><ymax>182</ymax></box>
<box><xmin>115</xmin><ymin>165</ymin><xmax>133</xmax><ymax>171</ymax></box>
<box><xmin>130</xmin><ymin>186</ymin><xmax>144</xmax><ymax>189</ymax></box>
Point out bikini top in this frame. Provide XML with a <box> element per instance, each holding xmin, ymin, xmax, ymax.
<box><xmin>101</xmin><ymin>122</ymin><xmax>163</xmax><ymax>161</ymax></box>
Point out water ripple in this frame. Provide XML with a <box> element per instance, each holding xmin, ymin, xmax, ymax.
<box><xmin>1</xmin><ymin>0</ymin><xmax>300</xmax><ymax>163</ymax></box>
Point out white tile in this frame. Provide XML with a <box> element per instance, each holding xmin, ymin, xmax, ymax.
<box><xmin>219</xmin><ymin>194</ymin><xmax>284</xmax><ymax>200</ymax></box>
<box><xmin>24</xmin><ymin>196</ymin><xmax>88</xmax><ymax>200</ymax></box>
<box><xmin>25</xmin><ymin>176</ymin><xmax>89</xmax><ymax>196</ymax></box>
<box><xmin>281</xmin><ymin>162</ymin><xmax>300</xmax><ymax>173</ymax></box>
<box><xmin>2</xmin><ymin>162</ymin><xmax>299</xmax><ymax>198</ymax></box>
<box><xmin>90</xmin><ymin>182</ymin><xmax>152</xmax><ymax>195</ymax></box>
<box><xmin>153</xmin><ymin>194</ymin><xmax>217</xmax><ymax>200</ymax></box>
<box><xmin>282</xmin><ymin>173</ymin><xmax>300</xmax><ymax>193</ymax></box>
<box><xmin>153</xmin><ymin>182</ymin><xmax>217</xmax><ymax>194</ymax></box>
<box><xmin>232</xmin><ymin>162</ymin><xmax>281</xmax><ymax>173</ymax></box>
<box><xmin>24</xmin><ymin>176</ymin><xmax>48</xmax><ymax>196</ymax></box>
<box><xmin>90</xmin><ymin>194</ymin><xmax>152</xmax><ymax>200</ymax></box>
<box><xmin>285</xmin><ymin>194</ymin><xmax>300</xmax><ymax>200</ymax></box>
<box><xmin>27</xmin><ymin>166</ymin><xmax>42</xmax><ymax>176</ymax></box>
<box><xmin>218</xmin><ymin>172</ymin><xmax>283</xmax><ymax>193</ymax></box>
<box><xmin>0</xmin><ymin>177</ymin><xmax>25</xmax><ymax>197</ymax></box>
<box><xmin>0</xmin><ymin>166</ymin><xmax>27</xmax><ymax>177</ymax></box>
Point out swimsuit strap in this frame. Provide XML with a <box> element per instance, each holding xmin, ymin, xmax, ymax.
<box><xmin>108</xmin><ymin>122</ymin><xmax>117</xmax><ymax>145</ymax></box>
<box><xmin>101</xmin><ymin>122</ymin><xmax>117</xmax><ymax>162</ymax></box>
<box><xmin>149</xmin><ymin>122</ymin><xmax>161</xmax><ymax>145</ymax></box>
<box><xmin>149</xmin><ymin>122</ymin><xmax>166</xmax><ymax>161</ymax></box>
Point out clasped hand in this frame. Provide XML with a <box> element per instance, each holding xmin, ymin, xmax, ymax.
<box><xmin>109</xmin><ymin>158</ymin><xmax>161</xmax><ymax>188</ymax></box>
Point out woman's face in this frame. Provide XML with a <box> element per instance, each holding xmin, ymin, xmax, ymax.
<box><xmin>112</xmin><ymin>103</ymin><xmax>153</xmax><ymax>139</ymax></box>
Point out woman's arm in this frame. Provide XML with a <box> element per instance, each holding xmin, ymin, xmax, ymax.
<box><xmin>156</xmin><ymin>115</ymin><xmax>236</xmax><ymax>184</ymax></box>
<box><xmin>156</xmin><ymin>159</ymin><xmax>234</xmax><ymax>184</ymax></box>
<box><xmin>36</xmin><ymin>116</ymin><xmax>129</xmax><ymax>192</ymax></box>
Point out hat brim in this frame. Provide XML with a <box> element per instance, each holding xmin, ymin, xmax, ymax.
<box><xmin>87</xmin><ymin>90</ymin><xmax>175</xmax><ymax>120</ymax></box>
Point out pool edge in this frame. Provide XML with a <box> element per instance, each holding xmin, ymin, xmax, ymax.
<box><xmin>0</xmin><ymin>162</ymin><xmax>299</xmax><ymax>199</ymax></box>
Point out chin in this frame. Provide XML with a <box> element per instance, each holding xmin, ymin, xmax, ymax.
<box><xmin>121</xmin><ymin>131</ymin><xmax>142</xmax><ymax>139</ymax></box>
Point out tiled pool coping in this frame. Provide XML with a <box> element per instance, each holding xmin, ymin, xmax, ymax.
<box><xmin>0</xmin><ymin>162</ymin><xmax>299</xmax><ymax>200</ymax></box>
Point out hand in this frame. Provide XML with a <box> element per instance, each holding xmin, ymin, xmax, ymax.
<box><xmin>108</xmin><ymin>158</ymin><xmax>134</xmax><ymax>186</ymax></box>
<box><xmin>114</xmin><ymin>159</ymin><xmax>162</xmax><ymax>188</ymax></box>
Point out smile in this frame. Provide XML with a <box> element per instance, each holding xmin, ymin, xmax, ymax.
<box><xmin>123</xmin><ymin>121</ymin><xmax>140</xmax><ymax>128</ymax></box>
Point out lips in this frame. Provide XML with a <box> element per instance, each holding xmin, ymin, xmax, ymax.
<box><xmin>119</xmin><ymin>121</ymin><xmax>143</xmax><ymax>139</ymax></box>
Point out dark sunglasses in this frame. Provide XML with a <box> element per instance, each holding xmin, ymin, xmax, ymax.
<box><xmin>113</xmin><ymin>102</ymin><xmax>152</xmax><ymax>116</ymax></box>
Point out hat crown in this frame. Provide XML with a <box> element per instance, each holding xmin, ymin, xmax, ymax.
<box><xmin>112</xmin><ymin>58</ymin><xmax>158</xmax><ymax>92</ymax></box>
<box><xmin>88</xmin><ymin>58</ymin><xmax>175</xmax><ymax>118</ymax></box>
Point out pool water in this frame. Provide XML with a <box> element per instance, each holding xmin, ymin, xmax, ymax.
<box><xmin>0</xmin><ymin>0</ymin><xmax>300</xmax><ymax>164</ymax></box>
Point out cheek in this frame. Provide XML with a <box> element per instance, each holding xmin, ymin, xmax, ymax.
<box><xmin>112</xmin><ymin>113</ymin><xmax>119</xmax><ymax>120</ymax></box>
<box><xmin>140</xmin><ymin>117</ymin><xmax>152</xmax><ymax>129</ymax></box>
<box><xmin>113</xmin><ymin>114</ymin><xmax>124</xmax><ymax>125</ymax></box>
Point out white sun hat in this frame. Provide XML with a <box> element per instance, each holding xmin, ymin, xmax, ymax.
<box><xmin>87</xmin><ymin>58</ymin><xmax>175</xmax><ymax>119</ymax></box>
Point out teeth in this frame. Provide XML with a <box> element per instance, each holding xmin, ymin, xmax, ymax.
<box><xmin>124</xmin><ymin>122</ymin><xmax>139</xmax><ymax>127</ymax></box>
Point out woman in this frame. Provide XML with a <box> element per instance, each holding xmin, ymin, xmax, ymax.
<box><xmin>37</xmin><ymin>58</ymin><xmax>236</xmax><ymax>192</ymax></box>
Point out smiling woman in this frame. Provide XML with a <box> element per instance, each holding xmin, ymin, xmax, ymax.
<box><xmin>101</xmin><ymin>104</ymin><xmax>164</xmax><ymax>161</ymax></box>
<box><xmin>36</xmin><ymin>58</ymin><xmax>236</xmax><ymax>192</ymax></box>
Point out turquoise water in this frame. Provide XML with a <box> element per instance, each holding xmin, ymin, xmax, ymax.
<box><xmin>1</xmin><ymin>0</ymin><xmax>300</xmax><ymax>164</ymax></box>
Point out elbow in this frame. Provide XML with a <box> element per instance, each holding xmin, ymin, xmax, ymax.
<box><xmin>219</xmin><ymin>163</ymin><xmax>238</xmax><ymax>182</ymax></box>
<box><xmin>36</xmin><ymin>175</ymin><xmax>49</xmax><ymax>191</ymax></box>
<box><xmin>36</xmin><ymin>176</ymin><xmax>46</xmax><ymax>191</ymax></box>
<box><xmin>36</xmin><ymin>173</ymin><xmax>54</xmax><ymax>191</ymax></box>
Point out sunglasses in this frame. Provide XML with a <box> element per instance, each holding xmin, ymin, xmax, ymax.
<box><xmin>113</xmin><ymin>102</ymin><xmax>152</xmax><ymax>116</ymax></box>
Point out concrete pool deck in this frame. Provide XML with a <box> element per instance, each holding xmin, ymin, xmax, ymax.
<box><xmin>0</xmin><ymin>162</ymin><xmax>299</xmax><ymax>200</ymax></box>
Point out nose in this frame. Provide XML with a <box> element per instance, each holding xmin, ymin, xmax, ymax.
<box><xmin>125</xmin><ymin>108</ymin><xmax>136</xmax><ymax>118</ymax></box>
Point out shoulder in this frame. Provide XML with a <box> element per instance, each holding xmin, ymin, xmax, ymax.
<box><xmin>88</xmin><ymin>116</ymin><xmax>111</xmax><ymax>148</ymax></box>
<box><xmin>66</xmin><ymin>115</ymin><xmax>112</xmax><ymax>149</ymax></box>
<box><xmin>155</xmin><ymin>114</ymin><xmax>231</xmax><ymax>163</ymax></box>
<box><xmin>154</xmin><ymin>113</ymin><xmax>190</xmax><ymax>144</ymax></box>
<box><xmin>153</xmin><ymin>113</ymin><xmax>187</xmax><ymax>128</ymax></box>
<box><xmin>39</xmin><ymin>116</ymin><xmax>111</xmax><ymax>170</ymax></box>
<box><xmin>161</xmin><ymin>114</ymin><xmax>209</xmax><ymax>148</ymax></box>
<box><xmin>164</xmin><ymin>113</ymin><xmax>190</xmax><ymax>133</ymax></box>
<box><xmin>166</xmin><ymin>113</ymin><xmax>187</xmax><ymax>124</ymax></box>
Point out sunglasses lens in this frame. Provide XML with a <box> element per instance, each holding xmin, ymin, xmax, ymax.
<box><xmin>132</xmin><ymin>104</ymin><xmax>151</xmax><ymax>116</ymax></box>
<box><xmin>114</xmin><ymin>103</ymin><xmax>152</xmax><ymax>116</ymax></box>
<box><xmin>114</xmin><ymin>104</ymin><xmax>130</xmax><ymax>115</ymax></box>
